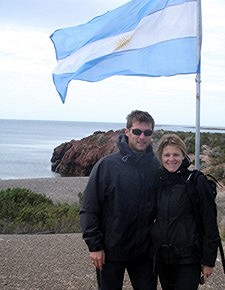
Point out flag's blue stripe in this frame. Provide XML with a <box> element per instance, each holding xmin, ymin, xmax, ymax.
<box><xmin>50</xmin><ymin>0</ymin><xmax>196</xmax><ymax>60</ymax></box>
<box><xmin>53</xmin><ymin>37</ymin><xmax>197</xmax><ymax>103</ymax></box>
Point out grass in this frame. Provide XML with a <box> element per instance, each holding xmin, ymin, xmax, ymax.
<box><xmin>0</xmin><ymin>188</ymin><xmax>81</xmax><ymax>234</ymax></box>
<box><xmin>1</xmin><ymin>187</ymin><xmax>224</xmax><ymax>241</ymax></box>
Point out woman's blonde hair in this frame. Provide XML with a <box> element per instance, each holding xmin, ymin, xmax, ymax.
<box><xmin>157</xmin><ymin>134</ymin><xmax>188</xmax><ymax>162</ymax></box>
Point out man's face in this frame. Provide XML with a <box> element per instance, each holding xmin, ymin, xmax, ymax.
<box><xmin>125</xmin><ymin>121</ymin><xmax>153</xmax><ymax>152</ymax></box>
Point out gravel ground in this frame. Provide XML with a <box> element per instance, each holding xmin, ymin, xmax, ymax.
<box><xmin>0</xmin><ymin>234</ymin><xmax>225</xmax><ymax>290</ymax></box>
<box><xmin>0</xmin><ymin>178</ymin><xmax>225</xmax><ymax>289</ymax></box>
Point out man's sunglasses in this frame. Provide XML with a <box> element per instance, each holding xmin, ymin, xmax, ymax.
<box><xmin>131</xmin><ymin>128</ymin><xmax>153</xmax><ymax>137</ymax></box>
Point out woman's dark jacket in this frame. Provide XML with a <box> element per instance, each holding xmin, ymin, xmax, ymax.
<box><xmin>80</xmin><ymin>134</ymin><xmax>160</xmax><ymax>262</ymax></box>
<box><xmin>151</xmin><ymin>160</ymin><xmax>220</xmax><ymax>267</ymax></box>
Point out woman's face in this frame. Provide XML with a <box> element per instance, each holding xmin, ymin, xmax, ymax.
<box><xmin>161</xmin><ymin>144</ymin><xmax>184</xmax><ymax>172</ymax></box>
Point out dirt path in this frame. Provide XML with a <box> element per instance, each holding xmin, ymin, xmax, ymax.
<box><xmin>1</xmin><ymin>234</ymin><xmax>225</xmax><ymax>290</ymax></box>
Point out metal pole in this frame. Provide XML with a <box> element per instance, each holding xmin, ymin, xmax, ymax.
<box><xmin>195</xmin><ymin>74</ymin><xmax>201</xmax><ymax>170</ymax></box>
<box><xmin>195</xmin><ymin>0</ymin><xmax>202</xmax><ymax>170</ymax></box>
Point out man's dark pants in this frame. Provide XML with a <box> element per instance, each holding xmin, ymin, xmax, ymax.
<box><xmin>96</xmin><ymin>257</ymin><xmax>157</xmax><ymax>290</ymax></box>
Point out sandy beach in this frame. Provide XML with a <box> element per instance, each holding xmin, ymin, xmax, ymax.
<box><xmin>0</xmin><ymin>177</ymin><xmax>225</xmax><ymax>289</ymax></box>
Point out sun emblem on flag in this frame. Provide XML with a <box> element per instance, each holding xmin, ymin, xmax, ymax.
<box><xmin>115</xmin><ymin>34</ymin><xmax>133</xmax><ymax>51</ymax></box>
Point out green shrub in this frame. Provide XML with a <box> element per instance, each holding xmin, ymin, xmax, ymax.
<box><xmin>221</xmin><ymin>229</ymin><xmax>225</xmax><ymax>241</ymax></box>
<box><xmin>207</xmin><ymin>165</ymin><xmax>224</xmax><ymax>180</ymax></box>
<box><xmin>0</xmin><ymin>188</ymin><xmax>52</xmax><ymax>220</ymax></box>
<box><xmin>0</xmin><ymin>188</ymin><xmax>81</xmax><ymax>234</ymax></box>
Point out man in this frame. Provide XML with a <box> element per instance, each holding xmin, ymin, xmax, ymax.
<box><xmin>80</xmin><ymin>110</ymin><xmax>159</xmax><ymax>290</ymax></box>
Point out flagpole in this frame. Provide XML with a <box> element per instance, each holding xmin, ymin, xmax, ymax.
<box><xmin>195</xmin><ymin>0</ymin><xmax>202</xmax><ymax>170</ymax></box>
<box><xmin>195</xmin><ymin>75</ymin><xmax>201</xmax><ymax>170</ymax></box>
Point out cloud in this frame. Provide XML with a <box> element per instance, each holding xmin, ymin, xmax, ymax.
<box><xmin>0</xmin><ymin>26</ymin><xmax>54</xmax><ymax>75</ymax></box>
<box><xmin>0</xmin><ymin>0</ymin><xmax>224</xmax><ymax>127</ymax></box>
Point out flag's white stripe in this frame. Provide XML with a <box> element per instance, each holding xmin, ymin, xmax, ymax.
<box><xmin>54</xmin><ymin>2</ymin><xmax>196</xmax><ymax>75</ymax></box>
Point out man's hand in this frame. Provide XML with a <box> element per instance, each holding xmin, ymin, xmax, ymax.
<box><xmin>90</xmin><ymin>250</ymin><xmax>105</xmax><ymax>270</ymax></box>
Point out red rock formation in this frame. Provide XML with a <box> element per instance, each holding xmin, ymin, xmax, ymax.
<box><xmin>51</xmin><ymin>129</ymin><xmax>124</xmax><ymax>176</ymax></box>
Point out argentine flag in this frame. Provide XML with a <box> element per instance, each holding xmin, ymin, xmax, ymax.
<box><xmin>50</xmin><ymin>0</ymin><xmax>201</xmax><ymax>103</ymax></box>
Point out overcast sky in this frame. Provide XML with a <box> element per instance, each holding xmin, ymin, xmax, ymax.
<box><xmin>0</xmin><ymin>0</ymin><xmax>224</xmax><ymax>127</ymax></box>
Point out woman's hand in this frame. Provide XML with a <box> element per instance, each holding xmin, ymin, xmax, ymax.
<box><xmin>201</xmin><ymin>265</ymin><xmax>214</xmax><ymax>284</ymax></box>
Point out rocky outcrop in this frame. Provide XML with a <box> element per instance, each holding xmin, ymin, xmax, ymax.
<box><xmin>51</xmin><ymin>129</ymin><xmax>124</xmax><ymax>176</ymax></box>
<box><xmin>51</xmin><ymin>129</ymin><xmax>225</xmax><ymax>184</ymax></box>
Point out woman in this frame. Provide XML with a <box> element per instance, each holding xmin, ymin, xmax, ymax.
<box><xmin>151</xmin><ymin>134</ymin><xmax>220</xmax><ymax>290</ymax></box>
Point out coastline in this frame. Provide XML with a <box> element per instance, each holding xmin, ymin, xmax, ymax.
<box><xmin>1</xmin><ymin>121</ymin><xmax>225</xmax><ymax>181</ymax></box>
<box><xmin>0</xmin><ymin>177</ymin><xmax>89</xmax><ymax>204</ymax></box>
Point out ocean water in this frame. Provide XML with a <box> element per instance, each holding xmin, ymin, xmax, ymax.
<box><xmin>0</xmin><ymin>119</ymin><xmax>224</xmax><ymax>180</ymax></box>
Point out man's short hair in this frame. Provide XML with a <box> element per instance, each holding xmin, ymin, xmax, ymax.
<box><xmin>126</xmin><ymin>110</ymin><xmax>155</xmax><ymax>129</ymax></box>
